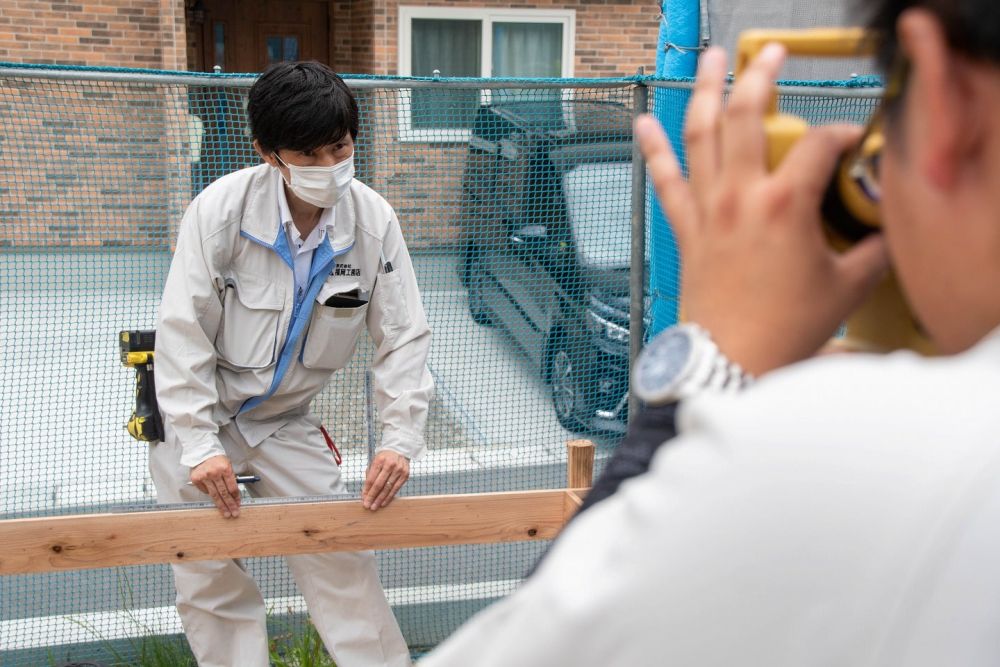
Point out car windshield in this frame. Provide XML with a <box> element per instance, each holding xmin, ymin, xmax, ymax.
<box><xmin>561</xmin><ymin>161</ymin><xmax>632</xmax><ymax>270</ymax></box>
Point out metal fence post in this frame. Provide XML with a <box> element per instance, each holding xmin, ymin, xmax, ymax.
<box><xmin>628</xmin><ymin>73</ymin><xmax>649</xmax><ymax>425</ymax></box>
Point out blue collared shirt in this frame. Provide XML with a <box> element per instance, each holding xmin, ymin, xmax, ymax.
<box><xmin>277</xmin><ymin>180</ymin><xmax>335</xmax><ymax>305</ymax></box>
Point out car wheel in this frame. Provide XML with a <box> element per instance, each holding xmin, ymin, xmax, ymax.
<box><xmin>550</xmin><ymin>343</ymin><xmax>589</xmax><ymax>432</ymax></box>
<box><xmin>466</xmin><ymin>255</ymin><xmax>496</xmax><ymax>327</ymax></box>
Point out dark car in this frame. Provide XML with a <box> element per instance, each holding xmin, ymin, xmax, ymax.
<box><xmin>459</xmin><ymin>100</ymin><xmax>639</xmax><ymax>434</ymax></box>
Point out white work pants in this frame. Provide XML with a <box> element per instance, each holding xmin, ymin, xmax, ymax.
<box><xmin>149</xmin><ymin>415</ymin><xmax>411</xmax><ymax>667</ymax></box>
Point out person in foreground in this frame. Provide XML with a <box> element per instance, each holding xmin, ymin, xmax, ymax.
<box><xmin>152</xmin><ymin>62</ymin><xmax>432</xmax><ymax>666</ymax></box>
<box><xmin>422</xmin><ymin>0</ymin><xmax>1000</xmax><ymax>664</ymax></box>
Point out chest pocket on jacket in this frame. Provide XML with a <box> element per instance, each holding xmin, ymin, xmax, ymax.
<box><xmin>302</xmin><ymin>292</ymin><xmax>369</xmax><ymax>371</ymax></box>
<box><xmin>216</xmin><ymin>272</ymin><xmax>284</xmax><ymax>369</ymax></box>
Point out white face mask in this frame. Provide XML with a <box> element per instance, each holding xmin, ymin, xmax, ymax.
<box><xmin>274</xmin><ymin>153</ymin><xmax>355</xmax><ymax>209</ymax></box>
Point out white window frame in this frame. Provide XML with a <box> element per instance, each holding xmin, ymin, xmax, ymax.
<box><xmin>398</xmin><ymin>6</ymin><xmax>576</xmax><ymax>142</ymax></box>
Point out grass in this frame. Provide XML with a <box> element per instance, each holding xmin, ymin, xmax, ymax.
<box><xmin>53</xmin><ymin>618</ymin><xmax>337</xmax><ymax>667</ymax></box>
<box><xmin>54</xmin><ymin>570</ymin><xmax>198</xmax><ymax>667</ymax></box>
<box><xmin>49</xmin><ymin>624</ymin><xmax>197</xmax><ymax>667</ymax></box>
<box><xmin>269</xmin><ymin>617</ymin><xmax>338</xmax><ymax>667</ymax></box>
<box><xmin>123</xmin><ymin>635</ymin><xmax>197</xmax><ymax>667</ymax></box>
<box><xmin>52</xmin><ymin>571</ymin><xmax>338</xmax><ymax>666</ymax></box>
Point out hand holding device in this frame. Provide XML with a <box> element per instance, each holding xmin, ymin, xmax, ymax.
<box><xmin>636</xmin><ymin>41</ymin><xmax>889</xmax><ymax>376</ymax></box>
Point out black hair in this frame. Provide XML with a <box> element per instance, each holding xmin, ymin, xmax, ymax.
<box><xmin>247</xmin><ymin>61</ymin><xmax>359</xmax><ymax>154</ymax></box>
<box><xmin>864</xmin><ymin>0</ymin><xmax>1000</xmax><ymax>71</ymax></box>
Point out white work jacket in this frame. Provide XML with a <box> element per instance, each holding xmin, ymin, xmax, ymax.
<box><xmin>423</xmin><ymin>330</ymin><xmax>1000</xmax><ymax>666</ymax></box>
<box><xmin>155</xmin><ymin>164</ymin><xmax>434</xmax><ymax>468</ymax></box>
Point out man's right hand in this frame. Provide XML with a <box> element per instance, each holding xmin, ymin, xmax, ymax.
<box><xmin>635</xmin><ymin>45</ymin><xmax>889</xmax><ymax>377</ymax></box>
<box><xmin>190</xmin><ymin>454</ymin><xmax>241</xmax><ymax>518</ymax></box>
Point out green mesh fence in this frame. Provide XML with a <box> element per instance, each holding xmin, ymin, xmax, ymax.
<box><xmin>0</xmin><ymin>64</ymin><xmax>881</xmax><ymax>666</ymax></box>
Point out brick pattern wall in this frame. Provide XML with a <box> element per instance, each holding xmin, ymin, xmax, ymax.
<box><xmin>573</xmin><ymin>1</ymin><xmax>658</xmax><ymax>77</ymax></box>
<box><xmin>0</xmin><ymin>1</ymin><xmax>189</xmax><ymax>248</ymax></box>
<box><xmin>0</xmin><ymin>0</ymin><xmax>658</xmax><ymax>112</ymax></box>
<box><xmin>0</xmin><ymin>0</ymin><xmax>185</xmax><ymax>69</ymax></box>
<box><xmin>350</xmin><ymin>0</ymin><xmax>377</xmax><ymax>75</ymax></box>
<box><xmin>0</xmin><ymin>75</ymin><xmax>191</xmax><ymax>247</ymax></box>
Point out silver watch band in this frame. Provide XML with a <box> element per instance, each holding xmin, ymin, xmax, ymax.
<box><xmin>674</xmin><ymin>324</ymin><xmax>753</xmax><ymax>400</ymax></box>
<box><xmin>632</xmin><ymin>322</ymin><xmax>755</xmax><ymax>405</ymax></box>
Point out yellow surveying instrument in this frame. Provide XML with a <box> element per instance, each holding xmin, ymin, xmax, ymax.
<box><xmin>736</xmin><ymin>28</ymin><xmax>934</xmax><ymax>355</ymax></box>
<box><xmin>119</xmin><ymin>329</ymin><xmax>164</xmax><ymax>442</ymax></box>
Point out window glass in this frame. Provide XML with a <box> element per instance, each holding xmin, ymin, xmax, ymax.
<box><xmin>411</xmin><ymin>19</ymin><xmax>482</xmax><ymax>130</ymax></box>
<box><xmin>562</xmin><ymin>162</ymin><xmax>632</xmax><ymax>269</ymax></box>
<box><xmin>400</xmin><ymin>10</ymin><xmax>573</xmax><ymax>138</ymax></box>
<box><xmin>266</xmin><ymin>35</ymin><xmax>299</xmax><ymax>65</ymax></box>
<box><xmin>492</xmin><ymin>22</ymin><xmax>562</xmax><ymax>77</ymax></box>
<box><xmin>283</xmin><ymin>36</ymin><xmax>299</xmax><ymax>62</ymax></box>
<box><xmin>266</xmin><ymin>36</ymin><xmax>282</xmax><ymax>64</ymax></box>
<box><xmin>492</xmin><ymin>22</ymin><xmax>563</xmax><ymax>103</ymax></box>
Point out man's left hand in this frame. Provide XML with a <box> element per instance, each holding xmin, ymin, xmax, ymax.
<box><xmin>362</xmin><ymin>451</ymin><xmax>410</xmax><ymax>511</ymax></box>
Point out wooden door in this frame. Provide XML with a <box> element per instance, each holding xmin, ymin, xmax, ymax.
<box><xmin>186</xmin><ymin>0</ymin><xmax>331</xmax><ymax>193</ymax></box>
<box><xmin>197</xmin><ymin>0</ymin><xmax>330</xmax><ymax>73</ymax></box>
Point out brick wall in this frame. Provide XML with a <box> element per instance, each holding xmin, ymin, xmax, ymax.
<box><xmin>0</xmin><ymin>0</ymin><xmax>658</xmax><ymax>76</ymax></box>
<box><xmin>0</xmin><ymin>0</ymin><xmax>185</xmax><ymax>69</ymax></box>
<box><xmin>0</xmin><ymin>1</ymin><xmax>190</xmax><ymax>248</ymax></box>
<box><xmin>0</xmin><ymin>74</ymin><xmax>192</xmax><ymax>248</ymax></box>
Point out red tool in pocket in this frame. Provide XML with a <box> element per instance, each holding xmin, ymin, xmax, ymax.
<box><xmin>319</xmin><ymin>425</ymin><xmax>342</xmax><ymax>466</ymax></box>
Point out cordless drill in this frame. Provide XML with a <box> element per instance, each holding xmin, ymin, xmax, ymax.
<box><xmin>119</xmin><ymin>329</ymin><xmax>164</xmax><ymax>442</ymax></box>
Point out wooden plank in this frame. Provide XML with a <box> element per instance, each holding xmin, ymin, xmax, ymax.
<box><xmin>563</xmin><ymin>489</ymin><xmax>586</xmax><ymax>522</ymax></box>
<box><xmin>567</xmin><ymin>439</ymin><xmax>596</xmax><ymax>489</ymax></box>
<box><xmin>0</xmin><ymin>490</ymin><xmax>569</xmax><ymax>576</ymax></box>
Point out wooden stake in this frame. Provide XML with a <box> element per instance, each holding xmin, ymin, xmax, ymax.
<box><xmin>566</xmin><ymin>439</ymin><xmax>595</xmax><ymax>489</ymax></box>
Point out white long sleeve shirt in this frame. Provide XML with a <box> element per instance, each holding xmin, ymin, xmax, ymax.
<box><xmin>423</xmin><ymin>329</ymin><xmax>1000</xmax><ymax>667</ymax></box>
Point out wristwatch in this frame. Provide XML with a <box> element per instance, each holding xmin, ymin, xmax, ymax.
<box><xmin>632</xmin><ymin>323</ymin><xmax>753</xmax><ymax>405</ymax></box>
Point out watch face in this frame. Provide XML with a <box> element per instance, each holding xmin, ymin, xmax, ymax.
<box><xmin>633</xmin><ymin>327</ymin><xmax>692</xmax><ymax>403</ymax></box>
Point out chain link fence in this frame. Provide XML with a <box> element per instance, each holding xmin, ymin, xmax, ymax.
<box><xmin>0</xmin><ymin>64</ymin><xmax>880</xmax><ymax>665</ymax></box>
